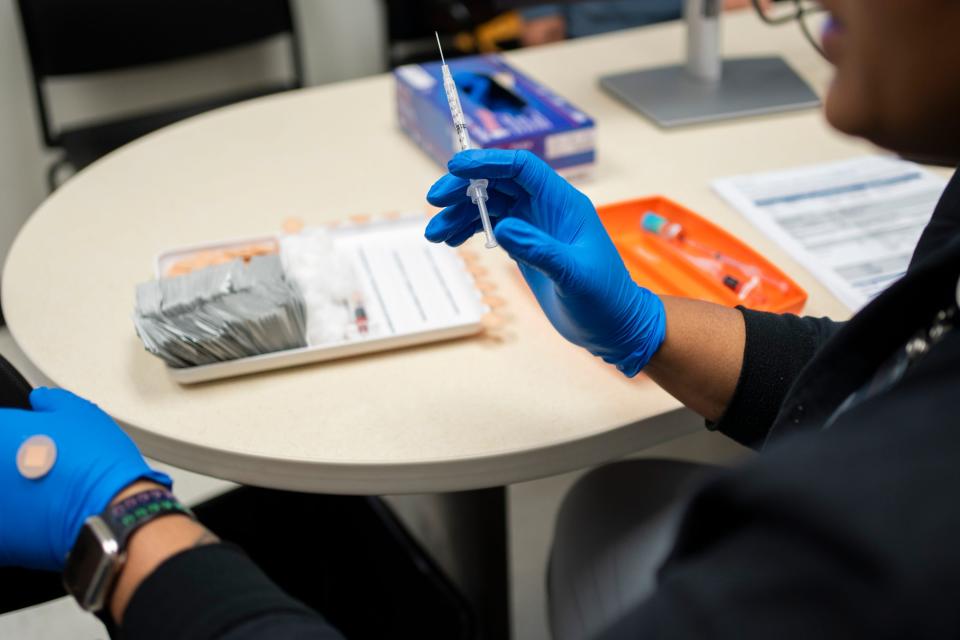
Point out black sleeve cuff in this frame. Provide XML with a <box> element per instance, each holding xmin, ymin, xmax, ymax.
<box><xmin>708</xmin><ymin>307</ymin><xmax>842</xmax><ymax>449</ymax></box>
<box><xmin>121</xmin><ymin>543</ymin><xmax>331</xmax><ymax>640</ymax></box>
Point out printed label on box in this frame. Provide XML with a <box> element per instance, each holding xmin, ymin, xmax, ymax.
<box><xmin>545</xmin><ymin>129</ymin><xmax>596</xmax><ymax>160</ymax></box>
<box><xmin>396</xmin><ymin>65</ymin><xmax>436</xmax><ymax>91</ymax></box>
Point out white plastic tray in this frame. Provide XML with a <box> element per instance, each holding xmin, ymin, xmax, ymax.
<box><xmin>154</xmin><ymin>215</ymin><xmax>486</xmax><ymax>384</ymax></box>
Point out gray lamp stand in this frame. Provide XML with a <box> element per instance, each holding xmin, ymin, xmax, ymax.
<box><xmin>600</xmin><ymin>0</ymin><xmax>820</xmax><ymax>128</ymax></box>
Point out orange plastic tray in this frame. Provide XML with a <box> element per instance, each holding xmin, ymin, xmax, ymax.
<box><xmin>597</xmin><ymin>196</ymin><xmax>807</xmax><ymax>314</ymax></box>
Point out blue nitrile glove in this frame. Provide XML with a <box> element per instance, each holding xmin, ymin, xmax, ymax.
<box><xmin>0</xmin><ymin>388</ymin><xmax>171</xmax><ymax>571</ymax></box>
<box><xmin>455</xmin><ymin>72</ymin><xmax>526</xmax><ymax>115</ymax></box>
<box><xmin>425</xmin><ymin>149</ymin><xmax>666</xmax><ymax>376</ymax></box>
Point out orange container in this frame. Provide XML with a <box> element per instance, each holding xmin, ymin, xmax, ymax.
<box><xmin>597</xmin><ymin>196</ymin><xmax>807</xmax><ymax>314</ymax></box>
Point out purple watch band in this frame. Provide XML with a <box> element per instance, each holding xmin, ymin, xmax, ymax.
<box><xmin>102</xmin><ymin>488</ymin><xmax>194</xmax><ymax>550</ymax></box>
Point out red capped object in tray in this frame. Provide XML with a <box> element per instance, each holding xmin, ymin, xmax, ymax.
<box><xmin>597</xmin><ymin>196</ymin><xmax>807</xmax><ymax>314</ymax></box>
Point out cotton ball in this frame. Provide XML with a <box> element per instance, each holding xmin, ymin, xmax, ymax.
<box><xmin>281</xmin><ymin>227</ymin><xmax>363</xmax><ymax>345</ymax></box>
<box><xmin>307</xmin><ymin>301</ymin><xmax>351</xmax><ymax>345</ymax></box>
<box><xmin>281</xmin><ymin>228</ymin><xmax>355</xmax><ymax>302</ymax></box>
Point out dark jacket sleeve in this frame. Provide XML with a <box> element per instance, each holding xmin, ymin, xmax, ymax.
<box><xmin>121</xmin><ymin>544</ymin><xmax>345</xmax><ymax>640</ymax></box>
<box><xmin>709</xmin><ymin>307</ymin><xmax>843</xmax><ymax>448</ymax></box>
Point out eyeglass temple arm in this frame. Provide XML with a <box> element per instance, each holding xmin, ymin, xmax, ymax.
<box><xmin>752</xmin><ymin>0</ymin><xmax>803</xmax><ymax>25</ymax></box>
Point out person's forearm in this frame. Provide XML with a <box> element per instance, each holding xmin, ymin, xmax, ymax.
<box><xmin>644</xmin><ymin>296</ymin><xmax>745</xmax><ymax>423</ymax></box>
<box><xmin>108</xmin><ymin>481</ymin><xmax>218</xmax><ymax>623</ymax></box>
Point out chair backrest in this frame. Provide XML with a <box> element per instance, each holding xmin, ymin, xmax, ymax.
<box><xmin>16</xmin><ymin>0</ymin><xmax>303</xmax><ymax>145</ymax></box>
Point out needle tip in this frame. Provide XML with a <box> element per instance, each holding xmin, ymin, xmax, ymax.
<box><xmin>435</xmin><ymin>31</ymin><xmax>446</xmax><ymax>65</ymax></box>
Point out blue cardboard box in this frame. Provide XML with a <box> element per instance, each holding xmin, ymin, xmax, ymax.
<box><xmin>395</xmin><ymin>54</ymin><xmax>595</xmax><ymax>177</ymax></box>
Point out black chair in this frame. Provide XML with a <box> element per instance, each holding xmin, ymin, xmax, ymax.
<box><xmin>16</xmin><ymin>0</ymin><xmax>305</xmax><ymax>191</ymax></box>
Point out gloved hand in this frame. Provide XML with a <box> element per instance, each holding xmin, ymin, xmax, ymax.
<box><xmin>425</xmin><ymin>149</ymin><xmax>666</xmax><ymax>376</ymax></box>
<box><xmin>0</xmin><ymin>388</ymin><xmax>171</xmax><ymax>571</ymax></box>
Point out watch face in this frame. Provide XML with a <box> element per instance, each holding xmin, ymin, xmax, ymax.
<box><xmin>63</xmin><ymin>517</ymin><xmax>121</xmax><ymax>612</ymax></box>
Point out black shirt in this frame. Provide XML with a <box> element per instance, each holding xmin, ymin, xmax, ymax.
<box><xmin>123</xmin><ymin>170</ymin><xmax>960</xmax><ymax>639</ymax></box>
<box><xmin>121</xmin><ymin>544</ymin><xmax>344</xmax><ymax>639</ymax></box>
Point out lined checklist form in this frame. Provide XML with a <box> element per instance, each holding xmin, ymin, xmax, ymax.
<box><xmin>713</xmin><ymin>156</ymin><xmax>948</xmax><ymax>310</ymax></box>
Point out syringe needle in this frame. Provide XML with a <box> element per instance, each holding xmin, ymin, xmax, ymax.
<box><xmin>434</xmin><ymin>31</ymin><xmax>498</xmax><ymax>249</ymax></box>
<box><xmin>435</xmin><ymin>32</ymin><xmax>445</xmax><ymax>65</ymax></box>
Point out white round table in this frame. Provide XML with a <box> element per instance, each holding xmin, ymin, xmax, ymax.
<box><xmin>4</xmin><ymin>13</ymin><xmax>855</xmax><ymax>496</ymax></box>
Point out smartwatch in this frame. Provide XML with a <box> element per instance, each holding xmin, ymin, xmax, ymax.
<box><xmin>63</xmin><ymin>487</ymin><xmax>193</xmax><ymax>612</ymax></box>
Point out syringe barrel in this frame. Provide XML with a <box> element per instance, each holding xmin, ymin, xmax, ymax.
<box><xmin>467</xmin><ymin>179</ymin><xmax>498</xmax><ymax>249</ymax></box>
<box><xmin>442</xmin><ymin>65</ymin><xmax>473</xmax><ymax>151</ymax></box>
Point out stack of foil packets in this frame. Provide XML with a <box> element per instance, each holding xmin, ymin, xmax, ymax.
<box><xmin>134</xmin><ymin>255</ymin><xmax>306</xmax><ymax>368</ymax></box>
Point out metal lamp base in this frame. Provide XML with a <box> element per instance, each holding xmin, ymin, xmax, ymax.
<box><xmin>600</xmin><ymin>56</ymin><xmax>820</xmax><ymax>128</ymax></box>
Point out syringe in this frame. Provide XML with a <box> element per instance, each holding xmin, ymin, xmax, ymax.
<box><xmin>435</xmin><ymin>33</ymin><xmax>498</xmax><ymax>249</ymax></box>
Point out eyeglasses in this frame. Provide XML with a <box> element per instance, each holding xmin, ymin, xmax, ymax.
<box><xmin>752</xmin><ymin>0</ymin><xmax>827</xmax><ymax>59</ymax></box>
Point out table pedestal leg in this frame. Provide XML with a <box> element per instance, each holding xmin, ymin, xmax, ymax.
<box><xmin>385</xmin><ymin>486</ymin><xmax>511</xmax><ymax>639</ymax></box>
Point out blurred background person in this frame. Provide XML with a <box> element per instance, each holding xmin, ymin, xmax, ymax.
<box><xmin>520</xmin><ymin>0</ymin><xmax>766</xmax><ymax>46</ymax></box>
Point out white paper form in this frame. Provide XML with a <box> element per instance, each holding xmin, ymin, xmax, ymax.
<box><xmin>712</xmin><ymin>156</ymin><xmax>948</xmax><ymax>310</ymax></box>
